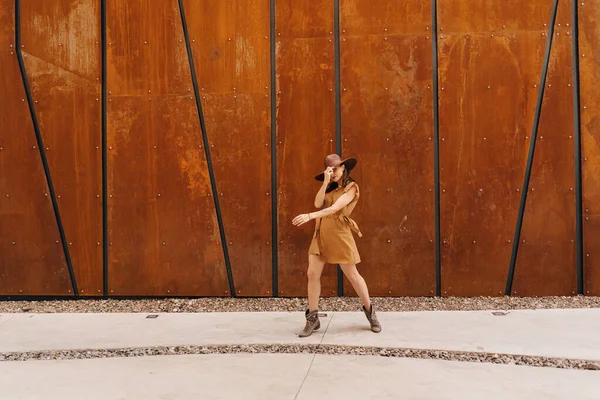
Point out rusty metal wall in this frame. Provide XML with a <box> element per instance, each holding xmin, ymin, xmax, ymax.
<box><xmin>0</xmin><ymin>0</ymin><xmax>594</xmax><ymax>298</ymax></box>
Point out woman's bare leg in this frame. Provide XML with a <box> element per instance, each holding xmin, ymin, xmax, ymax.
<box><xmin>307</xmin><ymin>254</ymin><xmax>326</xmax><ymax>311</ymax></box>
<box><xmin>339</xmin><ymin>263</ymin><xmax>371</xmax><ymax>310</ymax></box>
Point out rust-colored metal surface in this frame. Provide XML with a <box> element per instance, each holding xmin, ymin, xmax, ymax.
<box><xmin>580</xmin><ymin>0</ymin><xmax>600</xmax><ymax>295</ymax></box>
<box><xmin>20</xmin><ymin>0</ymin><xmax>103</xmax><ymax>296</ymax></box>
<box><xmin>513</xmin><ymin>8</ymin><xmax>576</xmax><ymax>297</ymax></box>
<box><xmin>106</xmin><ymin>1</ymin><xmax>227</xmax><ymax>296</ymax></box>
<box><xmin>438</xmin><ymin>2</ymin><xmax>552</xmax><ymax>296</ymax></box>
<box><xmin>183</xmin><ymin>1</ymin><xmax>272</xmax><ymax>296</ymax></box>
<box><xmin>1</xmin><ymin>1</ymin><xmax>594</xmax><ymax>298</ymax></box>
<box><xmin>0</xmin><ymin>0</ymin><xmax>72</xmax><ymax>295</ymax></box>
<box><xmin>339</xmin><ymin>1</ymin><xmax>435</xmax><ymax>296</ymax></box>
<box><xmin>276</xmin><ymin>0</ymin><xmax>338</xmax><ymax>297</ymax></box>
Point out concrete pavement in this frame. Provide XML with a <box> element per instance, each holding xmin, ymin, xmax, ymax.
<box><xmin>0</xmin><ymin>354</ymin><xmax>599</xmax><ymax>400</ymax></box>
<box><xmin>1</xmin><ymin>309</ymin><xmax>600</xmax><ymax>399</ymax></box>
<box><xmin>1</xmin><ymin>309</ymin><xmax>600</xmax><ymax>359</ymax></box>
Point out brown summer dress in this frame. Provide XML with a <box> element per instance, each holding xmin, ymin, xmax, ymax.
<box><xmin>308</xmin><ymin>181</ymin><xmax>363</xmax><ymax>264</ymax></box>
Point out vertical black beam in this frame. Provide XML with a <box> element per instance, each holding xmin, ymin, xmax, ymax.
<box><xmin>334</xmin><ymin>0</ymin><xmax>344</xmax><ymax>297</ymax></box>
<box><xmin>505</xmin><ymin>0</ymin><xmax>559</xmax><ymax>296</ymax></box>
<box><xmin>572</xmin><ymin>0</ymin><xmax>584</xmax><ymax>295</ymax></box>
<box><xmin>101</xmin><ymin>0</ymin><xmax>108</xmax><ymax>297</ymax></box>
<box><xmin>432</xmin><ymin>0</ymin><xmax>441</xmax><ymax>297</ymax></box>
<box><xmin>15</xmin><ymin>0</ymin><xmax>79</xmax><ymax>296</ymax></box>
<box><xmin>177</xmin><ymin>0</ymin><xmax>236</xmax><ymax>297</ymax></box>
<box><xmin>270</xmin><ymin>0</ymin><xmax>279</xmax><ymax>297</ymax></box>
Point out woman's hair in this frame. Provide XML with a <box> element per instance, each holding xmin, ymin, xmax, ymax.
<box><xmin>325</xmin><ymin>168</ymin><xmax>356</xmax><ymax>193</ymax></box>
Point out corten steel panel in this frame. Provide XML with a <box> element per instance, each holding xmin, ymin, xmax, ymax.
<box><xmin>107</xmin><ymin>96</ymin><xmax>228</xmax><ymax>296</ymax></box>
<box><xmin>183</xmin><ymin>1</ymin><xmax>272</xmax><ymax>296</ymax></box>
<box><xmin>579</xmin><ymin>0</ymin><xmax>600</xmax><ymax>295</ymax></box>
<box><xmin>0</xmin><ymin>1</ymin><xmax>72</xmax><ymax>295</ymax></box>
<box><xmin>438</xmin><ymin>31</ymin><xmax>549</xmax><ymax>296</ymax></box>
<box><xmin>339</xmin><ymin>2</ymin><xmax>435</xmax><ymax>297</ymax></box>
<box><xmin>20</xmin><ymin>0</ymin><xmax>103</xmax><ymax>296</ymax></box>
<box><xmin>340</xmin><ymin>0</ymin><xmax>430</xmax><ymax>35</ymax></box>
<box><xmin>106</xmin><ymin>1</ymin><xmax>227</xmax><ymax>296</ymax></box>
<box><xmin>106</xmin><ymin>0</ymin><xmax>189</xmax><ymax>96</ymax></box>
<box><xmin>276</xmin><ymin>2</ymin><xmax>338</xmax><ymax>297</ymax></box>
<box><xmin>183</xmin><ymin>0</ymin><xmax>270</xmax><ymax>94</ymax></box>
<box><xmin>513</xmin><ymin>26</ymin><xmax>576</xmax><ymax>297</ymax></box>
<box><xmin>437</xmin><ymin>0</ymin><xmax>570</xmax><ymax>33</ymax></box>
<box><xmin>201</xmin><ymin>94</ymin><xmax>272</xmax><ymax>297</ymax></box>
<box><xmin>277</xmin><ymin>0</ymin><xmax>337</xmax><ymax>38</ymax></box>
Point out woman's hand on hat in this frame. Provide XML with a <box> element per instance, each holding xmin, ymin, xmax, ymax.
<box><xmin>323</xmin><ymin>167</ymin><xmax>333</xmax><ymax>184</ymax></box>
<box><xmin>292</xmin><ymin>213</ymin><xmax>312</xmax><ymax>227</ymax></box>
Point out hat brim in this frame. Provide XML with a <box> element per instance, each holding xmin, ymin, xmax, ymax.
<box><xmin>315</xmin><ymin>158</ymin><xmax>357</xmax><ymax>181</ymax></box>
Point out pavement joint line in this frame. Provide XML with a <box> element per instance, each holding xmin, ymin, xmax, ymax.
<box><xmin>1</xmin><ymin>343</ymin><xmax>599</xmax><ymax>371</ymax></box>
<box><xmin>294</xmin><ymin>312</ymin><xmax>336</xmax><ymax>400</ymax></box>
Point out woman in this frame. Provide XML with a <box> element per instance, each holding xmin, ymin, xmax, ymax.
<box><xmin>292</xmin><ymin>154</ymin><xmax>381</xmax><ymax>337</ymax></box>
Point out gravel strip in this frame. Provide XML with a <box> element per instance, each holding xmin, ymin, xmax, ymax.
<box><xmin>1</xmin><ymin>344</ymin><xmax>599</xmax><ymax>371</ymax></box>
<box><xmin>1</xmin><ymin>296</ymin><xmax>600</xmax><ymax>314</ymax></box>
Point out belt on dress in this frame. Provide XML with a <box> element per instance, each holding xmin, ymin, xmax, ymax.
<box><xmin>313</xmin><ymin>214</ymin><xmax>363</xmax><ymax>238</ymax></box>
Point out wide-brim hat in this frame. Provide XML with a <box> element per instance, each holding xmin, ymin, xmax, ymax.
<box><xmin>315</xmin><ymin>154</ymin><xmax>357</xmax><ymax>181</ymax></box>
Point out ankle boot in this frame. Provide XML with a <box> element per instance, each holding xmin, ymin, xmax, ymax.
<box><xmin>299</xmin><ymin>309</ymin><xmax>320</xmax><ymax>338</ymax></box>
<box><xmin>362</xmin><ymin>304</ymin><xmax>382</xmax><ymax>333</ymax></box>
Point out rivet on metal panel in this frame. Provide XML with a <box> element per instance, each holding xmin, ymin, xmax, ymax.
<box><xmin>266</xmin><ymin>193</ymin><xmax>269</xmax><ymax>196</ymax></box>
<box><xmin>149</xmin><ymin>98</ymin><xmax>152</xmax><ymax>101</ymax></box>
<box><xmin>430</xmin><ymin>240</ymin><xmax>433</xmax><ymax>243</ymax></box>
<box><xmin>69</xmin><ymin>242</ymin><xmax>72</xmax><ymax>246</ymax></box>
<box><xmin>280</xmin><ymin>241</ymin><xmax>283</xmax><ymax>244</ymax></box>
<box><xmin>343</xmin><ymin>38</ymin><xmax>347</xmax><ymax>42</ymax></box>
<box><xmin>144</xmin><ymin>41</ymin><xmax>147</xmax><ymax>44</ymax></box>
<box><xmin>97</xmin><ymin>242</ymin><xmax>100</xmax><ymax>245</ymax></box>
<box><xmin>278</xmin><ymin>33</ymin><xmax>281</xmax><ymax>36</ymax></box>
<box><xmin>387</xmin><ymin>240</ymin><xmax>391</xmax><ymax>243</ymax></box>
<box><xmin>162</xmin><ymin>242</ymin><xmax>166</xmax><ymax>245</ymax></box>
<box><xmin>483</xmin><ymin>137</ymin><xmax>487</xmax><ymax>140</ymax></box>
<box><xmin>491</xmin><ymin>34</ymin><xmax>494</xmax><ymax>37</ymax></box>
<box><xmin>220</xmin><ymin>193</ymin><xmax>223</xmax><ymax>196</ymax></box>
<box><xmin>531</xmin><ymin>188</ymin><xmax>535</xmax><ymax>191</ymax></box>
<box><xmin>426</xmin><ymin>27</ymin><xmax>429</xmax><ymax>30</ymax></box>
<box><xmin>517</xmin><ymin>189</ymin><xmax>520</xmax><ymax>192</ymax></box>
<box><xmin>584</xmin><ymin>158</ymin><xmax>588</xmax><ymax>161</ymax></box>
<box><xmin>109</xmin><ymin>194</ymin><xmax>113</xmax><ymax>198</ymax></box>
<box><xmin>441</xmin><ymin>138</ymin><xmax>445</xmax><ymax>141</ymax></box>
<box><xmin>109</xmin><ymin>42</ymin><xmax>112</xmax><ymax>45</ymax></box>
<box><xmin>583</xmin><ymin>106</ymin><xmax>587</xmax><ymax>109</ymax></box>
<box><xmin>385</xmin><ymin>87</ymin><xmax>388</xmax><ymax>91</ymax></box>
<box><xmin>586</xmin><ymin>217</ymin><xmax>589</xmax><ymax>220</ymax></box>
<box><xmin>508</xmin><ymin>240</ymin><xmax>511</xmax><ymax>243</ymax></box>
<box><xmin>12</xmin><ymin>241</ymin><xmax>15</xmax><ymax>245</ymax></box>
<box><xmin>522</xmin><ymin>240</ymin><xmax>526</xmax><ymax>243</ymax></box>
<box><xmin>571</xmin><ymin>188</ymin><xmax>574</xmax><ymax>191</ymax></box>
<box><xmin>96</xmin><ymin>98</ymin><xmax>99</xmax><ymax>101</ymax></box>
<box><xmin>442</xmin><ymin>189</ymin><xmax>446</xmax><ymax>193</ymax></box>
<box><xmin>439</xmin><ymin>35</ymin><xmax>443</xmax><ymax>39</ymax></box>
<box><xmin>441</xmin><ymin>87</ymin><xmax>444</xmax><ymax>90</ymax></box>
<box><xmin>582</xmin><ymin>54</ymin><xmax>585</xmax><ymax>57</ymax></box>
<box><xmin>157</xmin><ymin>194</ymin><xmax>161</xmax><ymax>197</ymax></box>
<box><xmin>479</xmin><ymin>189</ymin><xmax>483</xmax><ymax>192</ymax></box>
<box><xmin>192</xmin><ymin>39</ymin><xmax>195</xmax><ymax>42</ymax></box>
